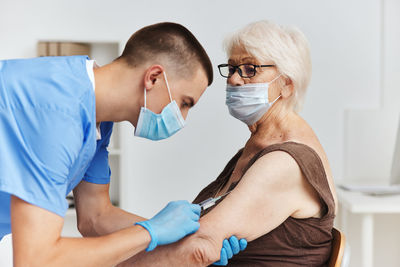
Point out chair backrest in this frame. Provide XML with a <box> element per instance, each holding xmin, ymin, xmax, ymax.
<box><xmin>328</xmin><ymin>227</ymin><xmax>346</xmax><ymax>267</ymax></box>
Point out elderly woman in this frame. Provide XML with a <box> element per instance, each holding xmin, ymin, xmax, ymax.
<box><xmin>123</xmin><ymin>20</ymin><xmax>337</xmax><ymax>267</ymax></box>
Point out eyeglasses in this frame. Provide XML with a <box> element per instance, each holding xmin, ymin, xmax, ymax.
<box><xmin>218</xmin><ymin>63</ymin><xmax>275</xmax><ymax>78</ymax></box>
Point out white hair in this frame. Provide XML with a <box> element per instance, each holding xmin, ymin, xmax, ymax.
<box><xmin>224</xmin><ymin>20</ymin><xmax>312</xmax><ymax>112</ymax></box>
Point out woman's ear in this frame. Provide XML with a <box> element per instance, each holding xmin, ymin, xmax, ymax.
<box><xmin>281</xmin><ymin>77</ymin><xmax>294</xmax><ymax>98</ymax></box>
<box><xmin>143</xmin><ymin>65</ymin><xmax>164</xmax><ymax>91</ymax></box>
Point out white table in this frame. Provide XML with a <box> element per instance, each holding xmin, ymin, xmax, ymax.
<box><xmin>338</xmin><ymin>188</ymin><xmax>400</xmax><ymax>267</ymax></box>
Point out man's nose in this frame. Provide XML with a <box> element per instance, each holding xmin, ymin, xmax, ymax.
<box><xmin>180</xmin><ymin>108</ymin><xmax>189</xmax><ymax>120</ymax></box>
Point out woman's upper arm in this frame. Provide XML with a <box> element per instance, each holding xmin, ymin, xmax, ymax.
<box><xmin>197</xmin><ymin>151</ymin><xmax>305</xmax><ymax>244</ymax></box>
<box><xmin>119</xmin><ymin>152</ymin><xmax>309</xmax><ymax>267</ymax></box>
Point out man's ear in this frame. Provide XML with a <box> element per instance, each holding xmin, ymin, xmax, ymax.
<box><xmin>143</xmin><ymin>65</ymin><xmax>164</xmax><ymax>91</ymax></box>
<box><xmin>281</xmin><ymin>77</ymin><xmax>294</xmax><ymax>98</ymax></box>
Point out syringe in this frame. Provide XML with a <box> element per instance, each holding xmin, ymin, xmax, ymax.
<box><xmin>199</xmin><ymin>191</ymin><xmax>232</xmax><ymax>212</ymax></box>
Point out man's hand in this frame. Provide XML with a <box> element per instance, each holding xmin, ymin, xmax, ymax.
<box><xmin>213</xmin><ymin>236</ymin><xmax>247</xmax><ymax>266</ymax></box>
<box><xmin>136</xmin><ymin>201</ymin><xmax>201</xmax><ymax>251</ymax></box>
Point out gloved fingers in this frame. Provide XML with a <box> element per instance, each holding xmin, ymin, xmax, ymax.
<box><xmin>239</xmin><ymin>238</ymin><xmax>248</xmax><ymax>251</ymax></box>
<box><xmin>223</xmin><ymin>239</ymin><xmax>233</xmax><ymax>259</ymax></box>
<box><xmin>168</xmin><ymin>200</ymin><xmax>183</xmax><ymax>207</ymax></box>
<box><xmin>187</xmin><ymin>221</ymin><xmax>200</xmax><ymax>235</ymax></box>
<box><xmin>228</xmin><ymin>236</ymin><xmax>240</xmax><ymax>254</ymax></box>
<box><xmin>191</xmin><ymin>204</ymin><xmax>201</xmax><ymax>216</ymax></box>
<box><xmin>175</xmin><ymin>199</ymin><xmax>189</xmax><ymax>204</ymax></box>
<box><xmin>213</xmin><ymin>247</ymin><xmax>228</xmax><ymax>266</ymax></box>
<box><xmin>148</xmin><ymin>200</ymin><xmax>204</xmax><ymax>247</ymax></box>
<box><xmin>190</xmin><ymin>211</ymin><xmax>200</xmax><ymax>221</ymax></box>
<box><xmin>165</xmin><ymin>200</ymin><xmax>186</xmax><ymax>211</ymax></box>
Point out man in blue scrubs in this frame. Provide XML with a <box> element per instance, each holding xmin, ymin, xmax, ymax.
<box><xmin>0</xmin><ymin>22</ymin><xmax>245</xmax><ymax>266</ymax></box>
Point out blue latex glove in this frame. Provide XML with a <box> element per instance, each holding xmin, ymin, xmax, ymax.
<box><xmin>135</xmin><ymin>200</ymin><xmax>201</xmax><ymax>251</ymax></box>
<box><xmin>213</xmin><ymin>236</ymin><xmax>248</xmax><ymax>265</ymax></box>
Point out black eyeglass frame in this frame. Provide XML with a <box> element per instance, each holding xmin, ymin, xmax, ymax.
<box><xmin>217</xmin><ymin>63</ymin><xmax>275</xmax><ymax>78</ymax></box>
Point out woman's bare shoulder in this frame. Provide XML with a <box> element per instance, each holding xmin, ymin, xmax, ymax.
<box><xmin>279</xmin><ymin>137</ymin><xmax>338</xmax><ymax>216</ymax></box>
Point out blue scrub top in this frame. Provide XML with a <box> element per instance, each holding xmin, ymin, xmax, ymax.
<box><xmin>0</xmin><ymin>56</ymin><xmax>113</xmax><ymax>240</ymax></box>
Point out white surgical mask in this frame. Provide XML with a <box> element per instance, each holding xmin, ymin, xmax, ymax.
<box><xmin>225</xmin><ymin>74</ymin><xmax>281</xmax><ymax>125</ymax></box>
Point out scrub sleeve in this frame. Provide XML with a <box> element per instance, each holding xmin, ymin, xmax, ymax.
<box><xmin>83</xmin><ymin>121</ymin><xmax>113</xmax><ymax>185</ymax></box>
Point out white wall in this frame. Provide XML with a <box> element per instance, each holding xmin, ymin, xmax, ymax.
<box><xmin>0</xmin><ymin>0</ymin><xmax>398</xmax><ymax>266</ymax></box>
<box><xmin>342</xmin><ymin>0</ymin><xmax>400</xmax><ymax>266</ymax></box>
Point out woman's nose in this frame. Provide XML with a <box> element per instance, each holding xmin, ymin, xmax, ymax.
<box><xmin>227</xmin><ymin>71</ymin><xmax>244</xmax><ymax>86</ymax></box>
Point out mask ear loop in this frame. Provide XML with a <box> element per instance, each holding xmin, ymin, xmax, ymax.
<box><xmin>163</xmin><ymin>71</ymin><xmax>173</xmax><ymax>103</ymax></box>
<box><xmin>269</xmin><ymin>74</ymin><xmax>283</xmax><ymax>105</ymax></box>
<box><xmin>143</xmin><ymin>71</ymin><xmax>173</xmax><ymax>110</ymax></box>
<box><xmin>271</xmin><ymin>94</ymin><xmax>281</xmax><ymax>104</ymax></box>
<box><xmin>269</xmin><ymin>73</ymin><xmax>282</xmax><ymax>84</ymax></box>
<box><xmin>143</xmin><ymin>87</ymin><xmax>147</xmax><ymax>109</ymax></box>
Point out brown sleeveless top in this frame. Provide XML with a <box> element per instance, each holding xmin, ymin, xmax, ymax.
<box><xmin>193</xmin><ymin>142</ymin><xmax>335</xmax><ymax>267</ymax></box>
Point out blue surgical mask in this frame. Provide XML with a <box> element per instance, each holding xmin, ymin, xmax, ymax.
<box><xmin>226</xmin><ymin>74</ymin><xmax>281</xmax><ymax>126</ymax></box>
<box><xmin>134</xmin><ymin>72</ymin><xmax>185</xmax><ymax>141</ymax></box>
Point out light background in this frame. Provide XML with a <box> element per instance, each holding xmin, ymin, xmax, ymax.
<box><xmin>0</xmin><ymin>0</ymin><xmax>399</xmax><ymax>266</ymax></box>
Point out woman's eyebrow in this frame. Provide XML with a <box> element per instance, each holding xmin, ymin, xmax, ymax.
<box><xmin>228</xmin><ymin>57</ymin><xmax>256</xmax><ymax>64</ymax></box>
<box><xmin>241</xmin><ymin>57</ymin><xmax>256</xmax><ymax>62</ymax></box>
<box><xmin>228</xmin><ymin>59</ymin><xmax>236</xmax><ymax>64</ymax></box>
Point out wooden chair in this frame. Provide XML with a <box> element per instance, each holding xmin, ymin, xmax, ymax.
<box><xmin>328</xmin><ymin>228</ymin><xmax>346</xmax><ymax>267</ymax></box>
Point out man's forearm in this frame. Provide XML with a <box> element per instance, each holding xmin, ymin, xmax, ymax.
<box><xmin>40</xmin><ymin>226</ymin><xmax>150</xmax><ymax>267</ymax></box>
<box><xmin>74</xmin><ymin>181</ymin><xmax>147</xmax><ymax>237</ymax></box>
<box><xmin>78</xmin><ymin>204</ymin><xmax>146</xmax><ymax>237</ymax></box>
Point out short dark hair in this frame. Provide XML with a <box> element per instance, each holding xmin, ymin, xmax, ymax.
<box><xmin>117</xmin><ymin>22</ymin><xmax>213</xmax><ymax>86</ymax></box>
